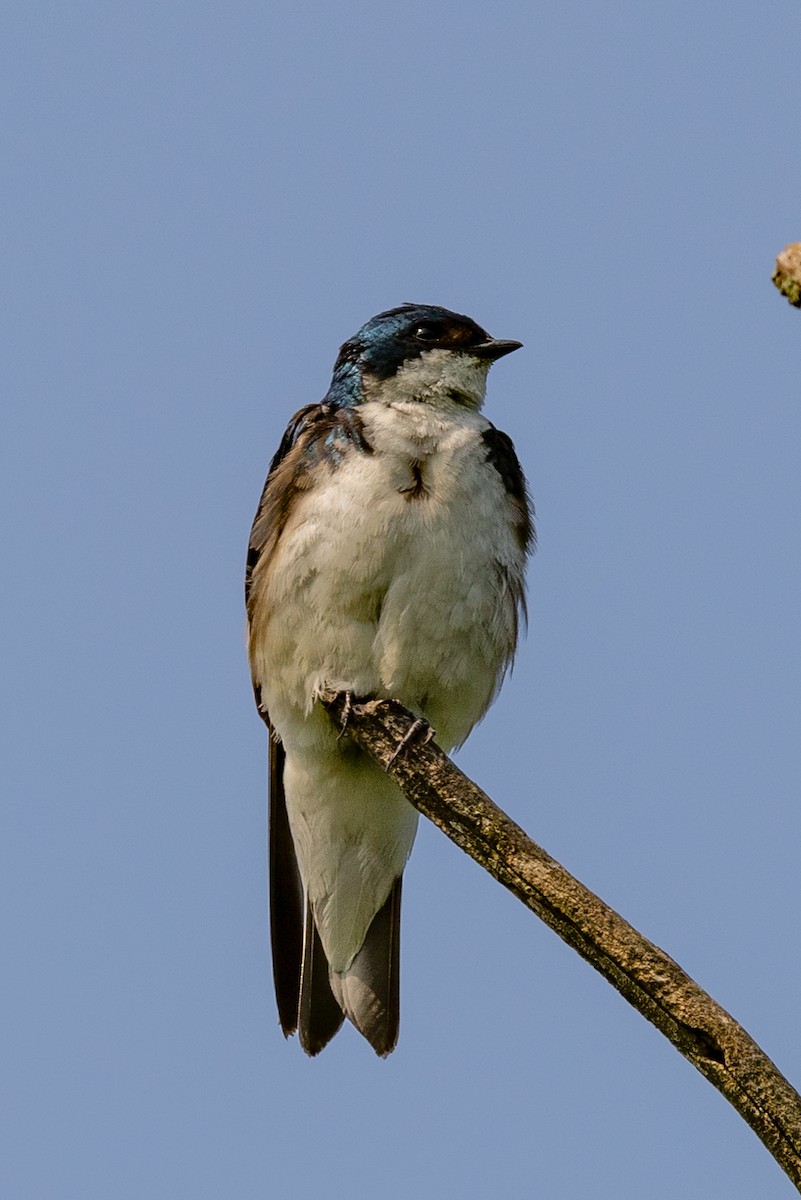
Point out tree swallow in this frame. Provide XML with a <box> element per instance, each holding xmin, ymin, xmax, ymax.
<box><xmin>246</xmin><ymin>304</ymin><xmax>534</xmax><ymax>1056</ymax></box>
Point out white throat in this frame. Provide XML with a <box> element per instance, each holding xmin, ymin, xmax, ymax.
<box><xmin>364</xmin><ymin>349</ymin><xmax>491</xmax><ymax>411</ymax></box>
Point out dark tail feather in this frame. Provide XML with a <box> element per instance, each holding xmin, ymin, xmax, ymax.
<box><xmin>268</xmin><ymin>738</ymin><xmax>304</xmax><ymax>1035</ymax></box>
<box><xmin>298</xmin><ymin>901</ymin><xmax>345</xmax><ymax>1055</ymax></box>
<box><xmin>330</xmin><ymin>878</ymin><xmax>402</xmax><ymax>1057</ymax></box>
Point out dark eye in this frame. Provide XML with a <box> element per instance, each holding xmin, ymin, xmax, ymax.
<box><xmin>411</xmin><ymin>322</ymin><xmax>442</xmax><ymax>343</ymax></box>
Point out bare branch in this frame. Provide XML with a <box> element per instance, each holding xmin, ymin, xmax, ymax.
<box><xmin>321</xmin><ymin>691</ymin><xmax>801</xmax><ymax>1192</ymax></box>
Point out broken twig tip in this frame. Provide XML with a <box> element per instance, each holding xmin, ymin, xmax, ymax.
<box><xmin>772</xmin><ymin>242</ymin><xmax>801</xmax><ymax>308</ymax></box>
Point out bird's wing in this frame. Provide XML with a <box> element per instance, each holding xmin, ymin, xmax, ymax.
<box><xmin>480</xmin><ymin>423</ymin><xmax>535</xmax><ymax>554</ymax></box>
<box><xmin>297</xmin><ymin>896</ymin><xmax>346</xmax><ymax>1055</ymax></box>
<box><xmin>245</xmin><ymin>401</ymin><xmax>374</xmax><ymax>1039</ymax></box>
<box><xmin>245</xmin><ymin>401</ymin><xmax>374</xmax><ymax>622</ymax></box>
<box><xmin>265</xmin><ymin>736</ymin><xmax>304</xmax><ymax>1035</ymax></box>
<box><xmin>480</xmin><ymin>424</ymin><xmax>535</xmax><ymax>638</ymax></box>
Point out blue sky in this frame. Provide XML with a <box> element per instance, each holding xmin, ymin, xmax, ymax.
<box><xmin>4</xmin><ymin>2</ymin><xmax>801</xmax><ymax>1196</ymax></box>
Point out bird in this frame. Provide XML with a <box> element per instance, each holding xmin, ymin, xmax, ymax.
<box><xmin>246</xmin><ymin>303</ymin><xmax>534</xmax><ymax>1056</ymax></box>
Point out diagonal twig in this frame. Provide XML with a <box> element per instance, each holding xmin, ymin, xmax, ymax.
<box><xmin>321</xmin><ymin>691</ymin><xmax>801</xmax><ymax>1192</ymax></box>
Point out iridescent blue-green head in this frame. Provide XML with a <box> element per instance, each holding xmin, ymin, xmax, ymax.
<box><xmin>325</xmin><ymin>304</ymin><xmax>522</xmax><ymax>411</ymax></box>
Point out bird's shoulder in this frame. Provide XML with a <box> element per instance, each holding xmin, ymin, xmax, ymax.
<box><xmin>246</xmin><ymin>402</ymin><xmax>373</xmax><ymax>616</ymax></box>
<box><xmin>480</xmin><ymin>423</ymin><xmax>536</xmax><ymax>555</ymax></box>
<box><xmin>267</xmin><ymin>401</ymin><xmax>373</xmax><ymax>476</ymax></box>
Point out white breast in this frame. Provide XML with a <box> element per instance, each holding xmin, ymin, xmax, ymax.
<box><xmin>252</xmin><ymin>398</ymin><xmax>524</xmax><ymax>752</ymax></box>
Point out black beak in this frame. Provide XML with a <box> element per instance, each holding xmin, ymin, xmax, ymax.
<box><xmin>470</xmin><ymin>338</ymin><xmax>523</xmax><ymax>361</ymax></box>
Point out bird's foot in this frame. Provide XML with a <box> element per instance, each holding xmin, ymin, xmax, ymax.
<box><xmin>388</xmin><ymin>717</ymin><xmax>435</xmax><ymax>765</ymax></box>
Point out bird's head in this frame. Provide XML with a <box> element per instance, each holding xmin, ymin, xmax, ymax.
<box><xmin>325</xmin><ymin>304</ymin><xmax>522</xmax><ymax>411</ymax></box>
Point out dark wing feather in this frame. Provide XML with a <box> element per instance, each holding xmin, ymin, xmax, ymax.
<box><xmin>298</xmin><ymin>902</ymin><xmax>346</xmax><ymax>1056</ymax></box>
<box><xmin>480</xmin><ymin>424</ymin><xmax>535</xmax><ymax>556</ymax></box>
<box><xmin>481</xmin><ymin>424</ymin><xmax>535</xmax><ymax>639</ymax></box>
<box><xmin>268</xmin><ymin>736</ymin><xmax>304</xmax><ymax>1036</ymax></box>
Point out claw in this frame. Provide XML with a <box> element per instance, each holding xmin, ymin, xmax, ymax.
<box><xmin>388</xmin><ymin>717</ymin><xmax>434</xmax><ymax>765</ymax></box>
<box><xmin>336</xmin><ymin>691</ymin><xmax>354</xmax><ymax>740</ymax></box>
